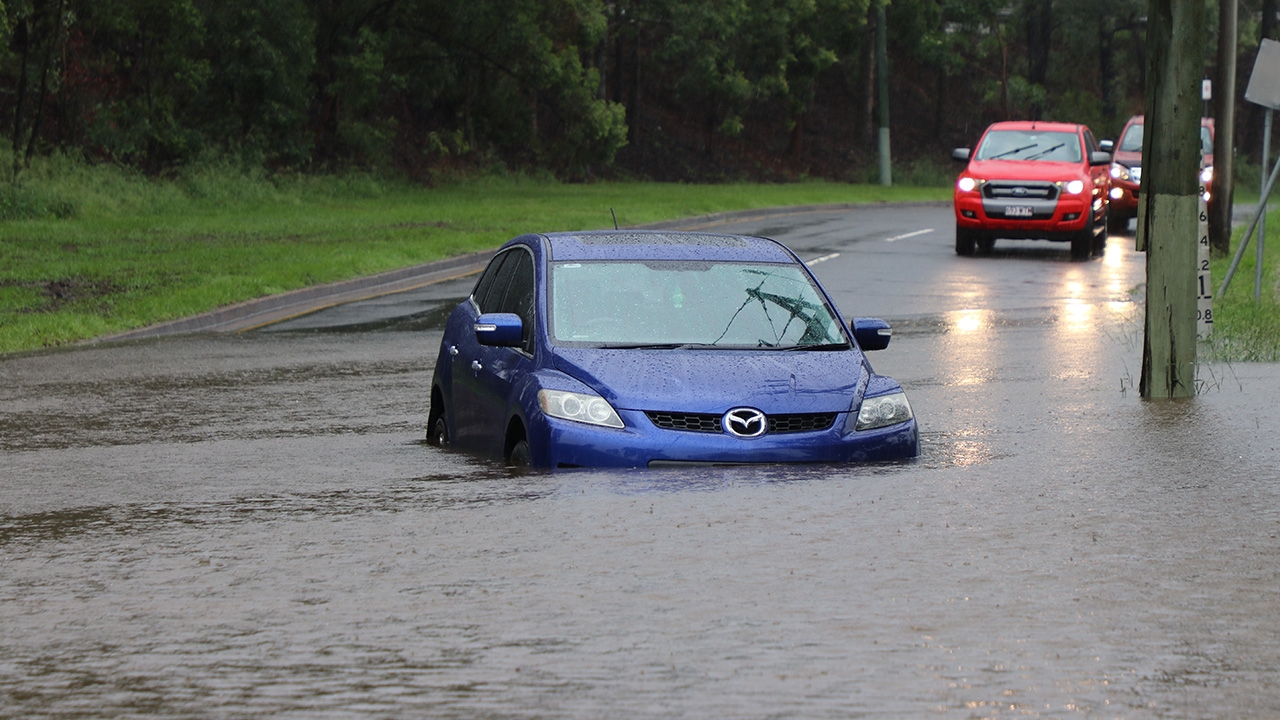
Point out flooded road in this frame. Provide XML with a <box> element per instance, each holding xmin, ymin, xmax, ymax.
<box><xmin>3</xmin><ymin>206</ymin><xmax>1280</xmax><ymax>718</ymax></box>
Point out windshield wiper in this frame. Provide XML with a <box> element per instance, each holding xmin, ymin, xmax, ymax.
<box><xmin>776</xmin><ymin>342</ymin><xmax>850</xmax><ymax>351</ymax></box>
<box><xmin>1027</xmin><ymin>143</ymin><xmax>1066</xmax><ymax>160</ymax></box>
<box><xmin>595</xmin><ymin>342</ymin><xmax>718</xmax><ymax>350</ymax></box>
<box><xmin>989</xmin><ymin>143</ymin><xmax>1038</xmax><ymax>160</ymax></box>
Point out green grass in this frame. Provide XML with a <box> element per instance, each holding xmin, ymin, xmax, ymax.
<box><xmin>0</xmin><ymin>161</ymin><xmax>947</xmax><ymax>353</ymax></box>
<box><xmin>1206</xmin><ymin>209</ymin><xmax>1280</xmax><ymax>362</ymax></box>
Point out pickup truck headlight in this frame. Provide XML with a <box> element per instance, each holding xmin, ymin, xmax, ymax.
<box><xmin>1064</xmin><ymin>180</ymin><xmax>1085</xmax><ymax>195</ymax></box>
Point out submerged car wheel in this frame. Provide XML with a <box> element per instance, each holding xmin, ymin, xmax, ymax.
<box><xmin>507</xmin><ymin>439</ymin><xmax>531</xmax><ymax>467</ymax></box>
<box><xmin>426</xmin><ymin>397</ymin><xmax>449</xmax><ymax>447</ymax></box>
<box><xmin>976</xmin><ymin>237</ymin><xmax>996</xmax><ymax>254</ymax></box>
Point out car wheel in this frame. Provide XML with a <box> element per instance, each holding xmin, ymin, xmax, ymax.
<box><xmin>1091</xmin><ymin>227</ymin><xmax>1107</xmax><ymax>256</ymax></box>
<box><xmin>426</xmin><ymin>399</ymin><xmax>448</xmax><ymax>446</ymax></box>
<box><xmin>1107</xmin><ymin>211</ymin><xmax>1129</xmax><ymax>235</ymax></box>
<box><xmin>1070</xmin><ymin>227</ymin><xmax>1093</xmax><ymax>261</ymax></box>
<box><xmin>507</xmin><ymin>439</ymin><xmax>532</xmax><ymax>467</ymax></box>
<box><xmin>976</xmin><ymin>237</ymin><xmax>996</xmax><ymax>254</ymax></box>
<box><xmin>955</xmin><ymin>225</ymin><xmax>976</xmax><ymax>256</ymax></box>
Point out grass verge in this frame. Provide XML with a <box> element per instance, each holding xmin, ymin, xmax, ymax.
<box><xmin>1206</xmin><ymin>205</ymin><xmax>1280</xmax><ymax>362</ymax></box>
<box><xmin>0</xmin><ymin>163</ymin><xmax>948</xmax><ymax>354</ymax></box>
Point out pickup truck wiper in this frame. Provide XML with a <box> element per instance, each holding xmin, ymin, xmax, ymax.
<box><xmin>775</xmin><ymin>342</ymin><xmax>850</xmax><ymax>351</ymax></box>
<box><xmin>990</xmin><ymin>143</ymin><xmax>1037</xmax><ymax>159</ymax></box>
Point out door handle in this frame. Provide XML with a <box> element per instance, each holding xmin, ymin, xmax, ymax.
<box><xmin>471</xmin><ymin>360</ymin><xmax>483</xmax><ymax>372</ymax></box>
<box><xmin>449</xmin><ymin>345</ymin><xmax>459</xmax><ymax>357</ymax></box>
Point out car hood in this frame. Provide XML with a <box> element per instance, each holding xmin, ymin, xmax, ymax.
<box><xmin>552</xmin><ymin>347</ymin><xmax>869</xmax><ymax>414</ymax></box>
<box><xmin>966</xmin><ymin>158</ymin><xmax>1086</xmax><ymax>181</ymax></box>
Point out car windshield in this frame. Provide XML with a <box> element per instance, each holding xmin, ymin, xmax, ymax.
<box><xmin>549</xmin><ymin>260</ymin><xmax>848</xmax><ymax>349</ymax></box>
<box><xmin>1119</xmin><ymin>123</ymin><xmax>1213</xmax><ymax>156</ymax></box>
<box><xmin>1119</xmin><ymin>123</ymin><xmax>1143</xmax><ymax>152</ymax></box>
<box><xmin>975</xmin><ymin>130</ymin><xmax>1083</xmax><ymax>162</ymax></box>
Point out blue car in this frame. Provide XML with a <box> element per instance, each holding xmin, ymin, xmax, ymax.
<box><xmin>427</xmin><ymin>230</ymin><xmax>918</xmax><ymax>468</ymax></box>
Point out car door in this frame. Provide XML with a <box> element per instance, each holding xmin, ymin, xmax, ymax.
<box><xmin>449</xmin><ymin>250</ymin><xmax>515</xmax><ymax>446</ymax></box>
<box><xmin>468</xmin><ymin>248</ymin><xmax>536</xmax><ymax>453</ymax></box>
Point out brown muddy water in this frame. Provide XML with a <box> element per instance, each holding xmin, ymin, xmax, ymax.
<box><xmin>3</xmin><ymin>226</ymin><xmax>1280</xmax><ymax>718</ymax></box>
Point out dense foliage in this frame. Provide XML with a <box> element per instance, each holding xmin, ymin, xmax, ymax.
<box><xmin>0</xmin><ymin>0</ymin><xmax>1263</xmax><ymax>181</ymax></box>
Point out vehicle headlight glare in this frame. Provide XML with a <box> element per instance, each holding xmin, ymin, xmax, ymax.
<box><xmin>1110</xmin><ymin>164</ymin><xmax>1129</xmax><ymax>181</ymax></box>
<box><xmin>1065</xmin><ymin>180</ymin><xmax>1085</xmax><ymax>195</ymax></box>
<box><xmin>539</xmin><ymin>389</ymin><xmax>624</xmax><ymax>428</ymax></box>
<box><xmin>853</xmin><ymin>392</ymin><xmax>913</xmax><ymax>431</ymax></box>
<box><xmin>957</xmin><ymin>177</ymin><xmax>977</xmax><ymax>192</ymax></box>
<box><xmin>1201</xmin><ymin>166</ymin><xmax>1213</xmax><ymax>184</ymax></box>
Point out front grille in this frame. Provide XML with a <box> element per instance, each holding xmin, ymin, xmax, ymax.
<box><xmin>645</xmin><ymin>411</ymin><xmax>837</xmax><ymax>434</ymax></box>
<box><xmin>982</xmin><ymin>180</ymin><xmax>1059</xmax><ymax>201</ymax></box>
<box><xmin>646</xmin><ymin>411</ymin><xmax>721</xmax><ymax>433</ymax></box>
<box><xmin>768</xmin><ymin>413</ymin><xmax>837</xmax><ymax>433</ymax></box>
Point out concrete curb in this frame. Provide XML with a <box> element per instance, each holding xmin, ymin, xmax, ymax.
<box><xmin>97</xmin><ymin>201</ymin><xmax>951</xmax><ymax>341</ymax></box>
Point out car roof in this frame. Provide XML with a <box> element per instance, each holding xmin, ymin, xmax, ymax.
<box><xmin>538</xmin><ymin>230</ymin><xmax>800</xmax><ymax>264</ymax></box>
<box><xmin>984</xmin><ymin>120</ymin><xmax>1083</xmax><ymax>133</ymax></box>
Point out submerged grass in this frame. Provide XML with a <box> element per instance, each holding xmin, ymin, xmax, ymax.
<box><xmin>0</xmin><ymin>161</ymin><xmax>947</xmax><ymax>353</ymax></box>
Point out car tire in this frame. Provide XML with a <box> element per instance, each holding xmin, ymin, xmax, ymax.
<box><xmin>426</xmin><ymin>398</ymin><xmax>448</xmax><ymax>446</ymax></box>
<box><xmin>976</xmin><ymin>237</ymin><xmax>996</xmax><ymax>254</ymax></box>
<box><xmin>955</xmin><ymin>225</ymin><xmax>977</xmax><ymax>256</ymax></box>
<box><xmin>1107</xmin><ymin>211</ymin><xmax>1129</xmax><ymax>235</ymax></box>
<box><xmin>507</xmin><ymin>439</ymin><xmax>532</xmax><ymax>468</ymax></box>
<box><xmin>1091</xmin><ymin>226</ymin><xmax>1107</xmax><ymax>256</ymax></box>
<box><xmin>1070</xmin><ymin>227</ymin><xmax>1093</xmax><ymax>261</ymax></box>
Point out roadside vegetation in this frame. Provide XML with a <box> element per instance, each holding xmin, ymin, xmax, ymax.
<box><xmin>0</xmin><ymin>157</ymin><xmax>948</xmax><ymax>354</ymax></box>
<box><xmin>1206</xmin><ymin>200</ymin><xmax>1280</xmax><ymax>363</ymax></box>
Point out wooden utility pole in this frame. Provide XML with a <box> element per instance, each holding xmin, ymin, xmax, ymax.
<box><xmin>1137</xmin><ymin>0</ymin><xmax>1204</xmax><ymax>398</ymax></box>
<box><xmin>1209</xmin><ymin>0</ymin><xmax>1238</xmax><ymax>255</ymax></box>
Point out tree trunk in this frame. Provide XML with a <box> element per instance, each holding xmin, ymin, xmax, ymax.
<box><xmin>1138</xmin><ymin>0</ymin><xmax>1205</xmax><ymax>398</ymax></box>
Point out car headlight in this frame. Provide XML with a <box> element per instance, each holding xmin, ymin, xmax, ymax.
<box><xmin>957</xmin><ymin>177</ymin><xmax>977</xmax><ymax>192</ymax></box>
<box><xmin>538</xmin><ymin>389</ymin><xmax>624</xmax><ymax>428</ymax></box>
<box><xmin>1200</xmin><ymin>166</ymin><xmax>1213</xmax><ymax>184</ymax></box>
<box><xmin>1109</xmin><ymin>163</ymin><xmax>1131</xmax><ymax>182</ymax></box>
<box><xmin>853</xmin><ymin>392</ymin><xmax>913</xmax><ymax>431</ymax></box>
<box><xmin>1064</xmin><ymin>180</ymin><xmax>1085</xmax><ymax>195</ymax></box>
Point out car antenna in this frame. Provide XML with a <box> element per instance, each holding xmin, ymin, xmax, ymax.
<box><xmin>610</xmin><ymin>208</ymin><xmax>619</xmax><ymax>230</ymax></box>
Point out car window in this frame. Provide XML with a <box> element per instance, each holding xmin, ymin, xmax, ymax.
<box><xmin>1084</xmin><ymin>129</ymin><xmax>1097</xmax><ymax>154</ymax></box>
<box><xmin>471</xmin><ymin>251</ymin><xmax>511</xmax><ymax>311</ymax></box>
<box><xmin>1119</xmin><ymin>123</ymin><xmax>1143</xmax><ymax>152</ymax></box>
<box><xmin>975</xmin><ymin>130</ymin><xmax>1083</xmax><ymax>163</ymax></box>
<box><xmin>1201</xmin><ymin>127</ymin><xmax>1213</xmax><ymax>155</ymax></box>
<box><xmin>492</xmin><ymin>249</ymin><xmax>535</xmax><ymax>351</ymax></box>
<box><xmin>549</xmin><ymin>260</ymin><xmax>847</xmax><ymax>349</ymax></box>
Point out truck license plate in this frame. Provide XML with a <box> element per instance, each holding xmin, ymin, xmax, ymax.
<box><xmin>1005</xmin><ymin>206</ymin><xmax>1034</xmax><ymax>218</ymax></box>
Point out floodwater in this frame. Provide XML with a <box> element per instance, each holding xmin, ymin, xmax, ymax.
<box><xmin>4</xmin><ymin>213</ymin><xmax>1280</xmax><ymax>718</ymax></box>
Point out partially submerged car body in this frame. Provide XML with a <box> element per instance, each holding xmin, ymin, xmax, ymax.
<box><xmin>428</xmin><ymin>231</ymin><xmax>919</xmax><ymax>468</ymax></box>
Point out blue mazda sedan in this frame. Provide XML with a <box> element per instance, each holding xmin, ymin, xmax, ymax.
<box><xmin>427</xmin><ymin>230</ymin><xmax>918</xmax><ymax>468</ymax></box>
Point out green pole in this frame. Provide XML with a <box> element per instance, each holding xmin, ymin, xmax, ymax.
<box><xmin>876</xmin><ymin>0</ymin><xmax>891</xmax><ymax>186</ymax></box>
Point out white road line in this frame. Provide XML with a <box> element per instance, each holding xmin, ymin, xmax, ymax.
<box><xmin>806</xmin><ymin>253</ymin><xmax>841</xmax><ymax>266</ymax></box>
<box><xmin>884</xmin><ymin>228</ymin><xmax>935</xmax><ymax>242</ymax></box>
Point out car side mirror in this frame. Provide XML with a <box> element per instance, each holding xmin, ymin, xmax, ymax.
<box><xmin>951</xmin><ymin>148</ymin><xmax>971</xmax><ymax>163</ymax></box>
<box><xmin>1099</xmin><ymin>139</ymin><xmax>1115</xmax><ymax>153</ymax></box>
<box><xmin>1090</xmin><ymin>151</ymin><xmax>1112</xmax><ymax>166</ymax></box>
<box><xmin>475</xmin><ymin>312</ymin><xmax>523</xmax><ymax>347</ymax></box>
<box><xmin>852</xmin><ymin>317</ymin><xmax>892</xmax><ymax>351</ymax></box>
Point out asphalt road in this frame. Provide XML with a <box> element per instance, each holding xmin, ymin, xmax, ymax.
<box><xmin>3</xmin><ymin>204</ymin><xmax>1280</xmax><ymax>719</ymax></box>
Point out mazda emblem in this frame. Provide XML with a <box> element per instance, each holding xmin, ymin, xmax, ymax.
<box><xmin>723</xmin><ymin>408</ymin><xmax>767</xmax><ymax>438</ymax></box>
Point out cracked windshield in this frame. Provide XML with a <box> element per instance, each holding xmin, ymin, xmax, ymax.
<box><xmin>550</xmin><ymin>261</ymin><xmax>845</xmax><ymax>348</ymax></box>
